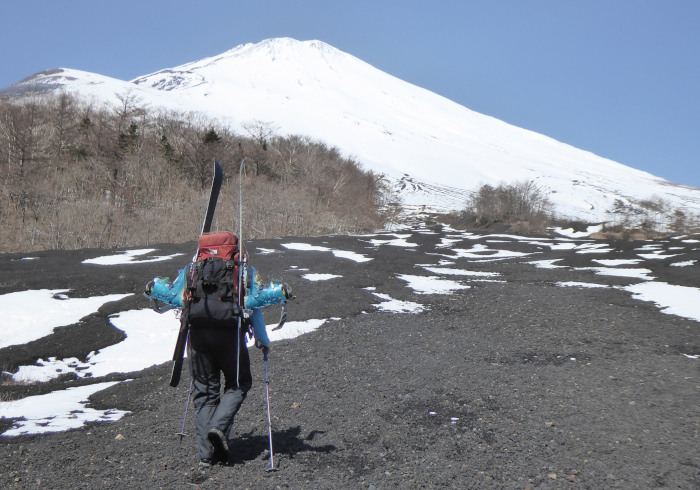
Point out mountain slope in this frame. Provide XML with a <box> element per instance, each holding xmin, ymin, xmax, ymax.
<box><xmin>4</xmin><ymin>38</ymin><xmax>700</xmax><ymax>221</ymax></box>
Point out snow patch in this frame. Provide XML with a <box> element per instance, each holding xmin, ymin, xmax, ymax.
<box><xmin>365</xmin><ymin>234</ymin><xmax>418</xmax><ymax>247</ymax></box>
<box><xmin>549</xmin><ymin>224</ymin><xmax>604</xmax><ymax>238</ymax></box>
<box><xmin>247</xmin><ymin>319</ymin><xmax>327</xmax><ymax>346</ymax></box>
<box><xmin>256</xmin><ymin>248</ymin><xmax>280</xmax><ymax>255</ymax></box>
<box><xmin>622</xmin><ymin>282</ymin><xmax>700</xmax><ymax>323</ymax></box>
<box><xmin>420</xmin><ymin>266</ymin><xmax>500</xmax><ymax>278</ymax></box>
<box><xmin>556</xmin><ymin>282</ymin><xmax>610</xmax><ymax>289</ymax></box>
<box><xmin>574</xmin><ymin>243</ymin><xmax>614</xmax><ymax>254</ymax></box>
<box><xmin>0</xmin><ymin>381</ymin><xmax>130</xmax><ymax>437</ymax></box>
<box><xmin>636</xmin><ymin>253</ymin><xmax>682</xmax><ymax>260</ymax></box>
<box><xmin>370</xmin><ymin>292</ymin><xmax>426</xmax><ymax>313</ymax></box>
<box><xmin>670</xmin><ymin>260</ymin><xmax>696</xmax><ymax>267</ymax></box>
<box><xmin>0</xmin><ymin>290</ymin><xmax>132</xmax><ymax>349</ymax></box>
<box><xmin>11</xmin><ymin>309</ymin><xmax>180</xmax><ymax>382</ymax></box>
<box><xmin>83</xmin><ymin>249</ymin><xmax>184</xmax><ymax>265</ymax></box>
<box><xmin>593</xmin><ymin>259</ymin><xmax>644</xmax><ymax>266</ymax></box>
<box><xmin>447</xmin><ymin>244</ymin><xmax>533</xmax><ymax>261</ymax></box>
<box><xmin>397</xmin><ymin>274</ymin><xmax>470</xmax><ymax>295</ymax></box>
<box><xmin>302</xmin><ymin>273</ymin><xmax>342</xmax><ymax>281</ymax></box>
<box><xmin>574</xmin><ymin>267</ymin><xmax>655</xmax><ymax>281</ymax></box>
<box><xmin>282</xmin><ymin>242</ymin><xmax>372</xmax><ymax>262</ymax></box>
<box><xmin>527</xmin><ymin>259</ymin><xmax>567</xmax><ymax>269</ymax></box>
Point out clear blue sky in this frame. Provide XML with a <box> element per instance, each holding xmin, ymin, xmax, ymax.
<box><xmin>2</xmin><ymin>0</ymin><xmax>698</xmax><ymax>188</ymax></box>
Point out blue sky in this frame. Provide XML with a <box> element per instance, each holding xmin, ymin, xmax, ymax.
<box><xmin>2</xmin><ymin>1</ymin><xmax>698</xmax><ymax>187</ymax></box>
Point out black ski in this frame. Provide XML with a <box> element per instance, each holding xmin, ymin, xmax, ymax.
<box><xmin>170</xmin><ymin>160</ymin><xmax>224</xmax><ymax>387</ymax></box>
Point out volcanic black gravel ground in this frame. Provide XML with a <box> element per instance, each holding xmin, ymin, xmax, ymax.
<box><xmin>1</xmin><ymin>224</ymin><xmax>699</xmax><ymax>489</ymax></box>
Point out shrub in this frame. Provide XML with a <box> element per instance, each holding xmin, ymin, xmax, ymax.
<box><xmin>463</xmin><ymin>180</ymin><xmax>554</xmax><ymax>234</ymax></box>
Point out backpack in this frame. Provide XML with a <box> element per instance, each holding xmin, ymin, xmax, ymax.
<box><xmin>184</xmin><ymin>231</ymin><xmax>245</xmax><ymax>329</ymax></box>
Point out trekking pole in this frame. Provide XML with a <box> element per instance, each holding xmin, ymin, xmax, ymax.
<box><xmin>238</xmin><ymin>157</ymin><xmax>246</xmax><ymax>248</ymax></box>
<box><xmin>176</xmin><ymin>379</ymin><xmax>193</xmax><ymax>440</ymax></box>
<box><xmin>236</xmin><ymin>157</ymin><xmax>247</xmax><ymax>387</ymax></box>
<box><xmin>263</xmin><ymin>348</ymin><xmax>276</xmax><ymax>472</ymax></box>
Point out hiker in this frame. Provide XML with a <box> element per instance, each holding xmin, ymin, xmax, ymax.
<box><xmin>189</xmin><ymin>306</ymin><xmax>269</xmax><ymax>466</ymax></box>
<box><xmin>146</xmin><ymin>230</ymin><xmax>292</xmax><ymax>467</ymax></box>
<box><xmin>181</xmin><ymin>232</ymin><xmax>271</xmax><ymax>467</ymax></box>
<box><xmin>143</xmin><ymin>161</ymin><xmax>292</xmax><ymax>467</ymax></box>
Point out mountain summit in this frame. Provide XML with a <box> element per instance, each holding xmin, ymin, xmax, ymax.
<box><xmin>4</xmin><ymin>38</ymin><xmax>700</xmax><ymax>221</ymax></box>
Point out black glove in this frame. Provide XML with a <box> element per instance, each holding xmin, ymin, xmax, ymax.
<box><xmin>254</xmin><ymin>339</ymin><xmax>270</xmax><ymax>353</ymax></box>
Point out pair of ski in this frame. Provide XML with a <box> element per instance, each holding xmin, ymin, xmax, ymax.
<box><xmin>169</xmin><ymin>160</ymin><xmax>224</xmax><ymax>387</ymax></box>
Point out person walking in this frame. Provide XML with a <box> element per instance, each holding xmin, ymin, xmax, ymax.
<box><xmin>148</xmin><ymin>229</ymin><xmax>289</xmax><ymax>468</ymax></box>
<box><xmin>188</xmin><ymin>308</ymin><xmax>269</xmax><ymax>467</ymax></box>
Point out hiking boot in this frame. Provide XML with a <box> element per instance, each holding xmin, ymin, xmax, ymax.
<box><xmin>199</xmin><ymin>458</ymin><xmax>216</xmax><ymax>468</ymax></box>
<box><xmin>207</xmin><ymin>428</ymin><xmax>229</xmax><ymax>462</ymax></box>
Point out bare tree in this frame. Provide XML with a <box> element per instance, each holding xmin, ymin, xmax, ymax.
<box><xmin>241</xmin><ymin>119</ymin><xmax>279</xmax><ymax>149</ymax></box>
<box><xmin>241</xmin><ymin>120</ymin><xmax>279</xmax><ymax>176</ymax></box>
<box><xmin>48</xmin><ymin>91</ymin><xmax>78</xmax><ymax>158</ymax></box>
<box><xmin>110</xmin><ymin>90</ymin><xmax>148</xmax><ymax>134</ymax></box>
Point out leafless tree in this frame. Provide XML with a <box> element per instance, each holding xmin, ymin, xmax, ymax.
<box><xmin>0</xmin><ymin>92</ymin><xmax>389</xmax><ymax>252</ymax></box>
<box><xmin>241</xmin><ymin>120</ymin><xmax>279</xmax><ymax>176</ymax></box>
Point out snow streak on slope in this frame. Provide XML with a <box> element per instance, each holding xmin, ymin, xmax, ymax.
<box><xmin>5</xmin><ymin>38</ymin><xmax>700</xmax><ymax>220</ymax></box>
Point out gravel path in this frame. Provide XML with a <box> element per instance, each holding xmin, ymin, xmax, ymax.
<box><xmin>1</xmin><ymin>226</ymin><xmax>699</xmax><ymax>488</ymax></box>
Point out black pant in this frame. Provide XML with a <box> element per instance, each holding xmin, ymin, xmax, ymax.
<box><xmin>189</xmin><ymin>323</ymin><xmax>252</xmax><ymax>461</ymax></box>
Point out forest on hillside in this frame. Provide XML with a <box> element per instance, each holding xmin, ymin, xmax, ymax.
<box><xmin>0</xmin><ymin>92</ymin><xmax>394</xmax><ymax>253</ymax></box>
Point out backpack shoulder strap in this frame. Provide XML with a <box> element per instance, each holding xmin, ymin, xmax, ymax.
<box><xmin>186</xmin><ymin>260</ymin><xmax>208</xmax><ymax>299</ymax></box>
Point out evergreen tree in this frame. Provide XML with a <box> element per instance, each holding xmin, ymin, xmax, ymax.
<box><xmin>203</xmin><ymin>128</ymin><xmax>221</xmax><ymax>144</ymax></box>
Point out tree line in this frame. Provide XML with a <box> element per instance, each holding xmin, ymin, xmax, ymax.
<box><xmin>0</xmin><ymin>91</ymin><xmax>391</xmax><ymax>252</ymax></box>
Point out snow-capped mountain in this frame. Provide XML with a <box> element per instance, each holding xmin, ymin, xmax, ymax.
<box><xmin>4</xmin><ymin>38</ymin><xmax>700</xmax><ymax>221</ymax></box>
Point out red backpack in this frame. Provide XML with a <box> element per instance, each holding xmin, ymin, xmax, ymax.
<box><xmin>196</xmin><ymin>231</ymin><xmax>239</xmax><ymax>262</ymax></box>
<box><xmin>185</xmin><ymin>231</ymin><xmax>244</xmax><ymax>328</ymax></box>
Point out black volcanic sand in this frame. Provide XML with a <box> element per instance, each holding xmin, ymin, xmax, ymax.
<box><xmin>1</xmin><ymin>226</ymin><xmax>699</xmax><ymax>489</ymax></box>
